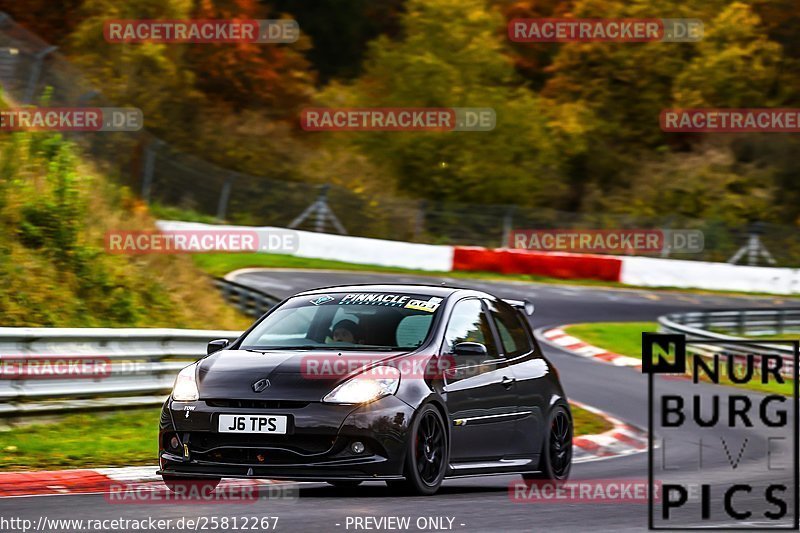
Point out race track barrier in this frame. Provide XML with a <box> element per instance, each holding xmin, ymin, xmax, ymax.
<box><xmin>158</xmin><ymin>220</ymin><xmax>799</xmax><ymax>294</ymax></box>
<box><xmin>658</xmin><ymin>308</ymin><xmax>799</xmax><ymax>377</ymax></box>
<box><xmin>0</xmin><ymin>328</ymin><xmax>242</xmax><ymax>416</ymax></box>
<box><xmin>452</xmin><ymin>246</ymin><xmax>623</xmax><ymax>282</ymax></box>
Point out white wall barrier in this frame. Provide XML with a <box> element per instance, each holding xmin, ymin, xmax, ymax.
<box><xmin>620</xmin><ymin>256</ymin><xmax>800</xmax><ymax>294</ymax></box>
<box><xmin>157</xmin><ymin>220</ymin><xmax>799</xmax><ymax>294</ymax></box>
<box><xmin>155</xmin><ymin>220</ymin><xmax>454</xmax><ymax>272</ymax></box>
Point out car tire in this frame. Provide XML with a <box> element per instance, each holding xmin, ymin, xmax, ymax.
<box><xmin>522</xmin><ymin>404</ymin><xmax>572</xmax><ymax>483</ymax></box>
<box><xmin>162</xmin><ymin>475</ymin><xmax>221</xmax><ymax>493</ymax></box>
<box><xmin>327</xmin><ymin>480</ymin><xmax>363</xmax><ymax>488</ymax></box>
<box><xmin>387</xmin><ymin>404</ymin><xmax>448</xmax><ymax>496</ymax></box>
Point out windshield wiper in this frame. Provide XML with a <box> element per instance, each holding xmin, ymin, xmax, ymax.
<box><xmin>333</xmin><ymin>346</ymin><xmax>405</xmax><ymax>351</ymax></box>
<box><xmin>243</xmin><ymin>346</ymin><xmax>407</xmax><ymax>352</ymax></box>
<box><xmin>242</xmin><ymin>346</ymin><xmax>321</xmax><ymax>352</ymax></box>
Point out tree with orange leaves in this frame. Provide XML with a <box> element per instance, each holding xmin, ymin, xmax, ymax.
<box><xmin>186</xmin><ymin>0</ymin><xmax>315</xmax><ymax>116</ymax></box>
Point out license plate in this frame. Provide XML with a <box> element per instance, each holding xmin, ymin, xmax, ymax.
<box><xmin>217</xmin><ymin>414</ymin><xmax>288</xmax><ymax>434</ymax></box>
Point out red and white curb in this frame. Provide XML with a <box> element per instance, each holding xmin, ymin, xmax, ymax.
<box><xmin>570</xmin><ymin>401</ymin><xmax>648</xmax><ymax>463</ymax></box>
<box><xmin>541</xmin><ymin>326</ymin><xmax>642</xmax><ymax>369</ymax></box>
<box><xmin>0</xmin><ymin>466</ymin><xmax>293</xmax><ymax>498</ymax></box>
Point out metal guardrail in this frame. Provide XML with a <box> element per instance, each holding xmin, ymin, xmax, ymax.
<box><xmin>661</xmin><ymin>308</ymin><xmax>800</xmax><ymax>337</ymax></box>
<box><xmin>658</xmin><ymin>308</ymin><xmax>799</xmax><ymax>375</ymax></box>
<box><xmin>214</xmin><ymin>277</ymin><xmax>281</xmax><ymax>318</ymax></box>
<box><xmin>0</xmin><ymin>279</ymin><xmax>278</xmax><ymax>416</ymax></box>
<box><xmin>0</xmin><ymin>328</ymin><xmax>243</xmax><ymax>416</ymax></box>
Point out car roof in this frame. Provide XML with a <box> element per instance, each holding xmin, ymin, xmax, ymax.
<box><xmin>294</xmin><ymin>284</ymin><xmax>466</xmax><ymax>298</ymax></box>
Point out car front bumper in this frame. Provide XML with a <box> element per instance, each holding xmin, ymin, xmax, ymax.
<box><xmin>158</xmin><ymin>395</ymin><xmax>415</xmax><ymax>481</ymax></box>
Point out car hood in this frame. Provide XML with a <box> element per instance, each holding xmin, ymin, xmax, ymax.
<box><xmin>196</xmin><ymin>349</ymin><xmax>408</xmax><ymax>401</ymax></box>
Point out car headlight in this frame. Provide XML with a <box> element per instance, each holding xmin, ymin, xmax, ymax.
<box><xmin>322</xmin><ymin>366</ymin><xmax>400</xmax><ymax>404</ymax></box>
<box><xmin>172</xmin><ymin>364</ymin><xmax>199</xmax><ymax>401</ymax></box>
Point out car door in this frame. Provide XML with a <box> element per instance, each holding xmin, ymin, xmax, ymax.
<box><xmin>441</xmin><ymin>298</ymin><xmax>520</xmax><ymax>462</ymax></box>
<box><xmin>485</xmin><ymin>299</ymin><xmax>549</xmax><ymax>459</ymax></box>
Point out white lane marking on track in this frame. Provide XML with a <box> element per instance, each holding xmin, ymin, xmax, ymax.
<box><xmin>94</xmin><ymin>466</ymin><xmax>161</xmax><ymax>482</ymax></box>
<box><xmin>611</xmin><ymin>356</ymin><xmax>643</xmax><ymax>367</ymax></box>
<box><xmin>550</xmin><ymin>335</ymin><xmax>584</xmax><ymax>347</ymax></box>
<box><xmin>573</xmin><ymin>345</ymin><xmax>608</xmax><ymax>357</ymax></box>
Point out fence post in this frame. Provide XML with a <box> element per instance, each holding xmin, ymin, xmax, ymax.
<box><xmin>501</xmin><ymin>207</ymin><xmax>515</xmax><ymax>248</ymax></box>
<box><xmin>315</xmin><ymin>185</ymin><xmax>328</xmax><ymax>232</ymax></box>
<box><xmin>414</xmin><ymin>200</ymin><xmax>426</xmax><ymax>242</ymax></box>
<box><xmin>216</xmin><ymin>175</ymin><xmax>235</xmax><ymax>221</ymax></box>
<box><xmin>140</xmin><ymin>140</ymin><xmax>161</xmax><ymax>202</ymax></box>
<box><xmin>288</xmin><ymin>184</ymin><xmax>347</xmax><ymax>234</ymax></box>
<box><xmin>23</xmin><ymin>45</ymin><xmax>57</xmax><ymax>104</ymax></box>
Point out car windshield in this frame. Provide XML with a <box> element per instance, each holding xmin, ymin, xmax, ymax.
<box><xmin>239</xmin><ymin>292</ymin><xmax>444</xmax><ymax>351</ymax></box>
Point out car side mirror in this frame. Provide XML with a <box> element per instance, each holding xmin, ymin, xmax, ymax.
<box><xmin>523</xmin><ymin>299</ymin><xmax>535</xmax><ymax>316</ymax></box>
<box><xmin>453</xmin><ymin>342</ymin><xmax>488</xmax><ymax>357</ymax></box>
<box><xmin>207</xmin><ymin>339</ymin><xmax>230</xmax><ymax>355</ymax></box>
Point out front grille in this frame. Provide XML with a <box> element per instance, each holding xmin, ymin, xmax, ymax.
<box><xmin>189</xmin><ymin>432</ymin><xmax>336</xmax><ymax>455</ymax></box>
<box><xmin>205</xmin><ymin>399</ymin><xmax>309</xmax><ymax>409</ymax></box>
<box><xmin>188</xmin><ymin>432</ymin><xmax>341</xmax><ymax>464</ymax></box>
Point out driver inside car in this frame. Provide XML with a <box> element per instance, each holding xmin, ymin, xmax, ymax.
<box><xmin>331</xmin><ymin>319</ymin><xmax>365</xmax><ymax>344</ymax></box>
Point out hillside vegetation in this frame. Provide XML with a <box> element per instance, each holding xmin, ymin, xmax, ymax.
<box><xmin>0</xmin><ymin>124</ymin><xmax>248</xmax><ymax>329</ymax></box>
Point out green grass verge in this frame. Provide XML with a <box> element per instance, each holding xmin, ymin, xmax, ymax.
<box><xmin>0</xmin><ymin>409</ymin><xmax>159</xmax><ymax>471</ymax></box>
<box><xmin>0</xmin><ymin>404</ymin><xmax>608</xmax><ymax>471</ymax></box>
<box><xmin>190</xmin><ymin>253</ymin><xmax>790</xmax><ymax>299</ymax></box>
<box><xmin>564</xmin><ymin>322</ymin><xmax>657</xmax><ymax>361</ymax></box>
<box><xmin>571</xmin><ymin>405</ymin><xmax>613</xmax><ymax>436</ymax></box>
<box><xmin>563</xmin><ymin>322</ymin><xmax>794</xmax><ymax>396</ymax></box>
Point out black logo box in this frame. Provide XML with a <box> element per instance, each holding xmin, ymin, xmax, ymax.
<box><xmin>644</xmin><ymin>333</ymin><xmax>800</xmax><ymax>530</ymax></box>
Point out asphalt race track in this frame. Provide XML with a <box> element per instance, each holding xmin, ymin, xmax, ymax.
<box><xmin>2</xmin><ymin>269</ymin><xmax>797</xmax><ymax>532</ymax></box>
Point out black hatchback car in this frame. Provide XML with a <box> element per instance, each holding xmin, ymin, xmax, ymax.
<box><xmin>158</xmin><ymin>284</ymin><xmax>572</xmax><ymax>495</ymax></box>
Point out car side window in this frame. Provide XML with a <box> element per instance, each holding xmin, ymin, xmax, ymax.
<box><xmin>442</xmin><ymin>299</ymin><xmax>498</xmax><ymax>357</ymax></box>
<box><xmin>488</xmin><ymin>301</ymin><xmax>533</xmax><ymax>358</ymax></box>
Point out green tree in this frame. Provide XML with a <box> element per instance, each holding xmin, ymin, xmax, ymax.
<box><xmin>673</xmin><ymin>2</ymin><xmax>785</xmax><ymax>107</ymax></box>
<box><xmin>186</xmin><ymin>0</ymin><xmax>316</xmax><ymax>115</ymax></box>
<box><xmin>270</xmin><ymin>0</ymin><xmax>406</xmax><ymax>82</ymax></box>
<box><xmin>316</xmin><ymin>0</ymin><xmax>573</xmax><ymax>207</ymax></box>
<box><xmin>67</xmin><ymin>0</ymin><xmax>203</xmax><ymax>143</ymax></box>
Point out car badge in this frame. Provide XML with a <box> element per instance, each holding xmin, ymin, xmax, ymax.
<box><xmin>252</xmin><ymin>378</ymin><xmax>270</xmax><ymax>392</ymax></box>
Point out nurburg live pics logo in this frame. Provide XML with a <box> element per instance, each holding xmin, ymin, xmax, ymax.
<box><xmin>643</xmin><ymin>332</ymin><xmax>799</xmax><ymax>530</ymax></box>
